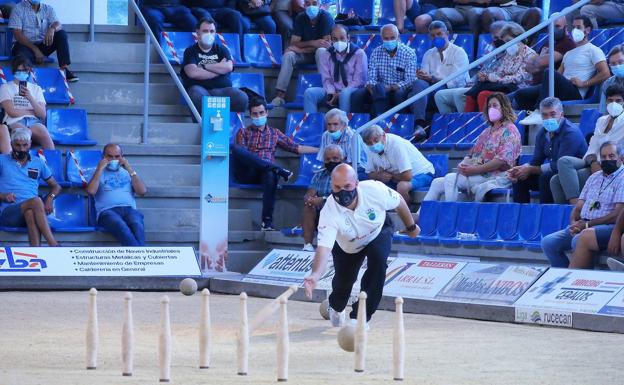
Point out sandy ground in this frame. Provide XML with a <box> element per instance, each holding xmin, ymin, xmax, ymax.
<box><xmin>0</xmin><ymin>291</ymin><xmax>622</xmax><ymax>385</ymax></box>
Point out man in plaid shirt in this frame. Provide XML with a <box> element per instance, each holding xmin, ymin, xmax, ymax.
<box><xmin>542</xmin><ymin>141</ymin><xmax>624</xmax><ymax>269</ymax></box>
<box><xmin>233</xmin><ymin>98</ymin><xmax>318</xmax><ymax>231</ymax></box>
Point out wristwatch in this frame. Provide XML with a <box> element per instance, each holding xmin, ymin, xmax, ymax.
<box><xmin>48</xmin><ymin>193</ymin><xmax>56</xmax><ymax>200</ymax></box>
<box><xmin>405</xmin><ymin>223</ymin><xmax>417</xmax><ymax>232</ymax></box>
<box><xmin>130</xmin><ymin>171</ymin><xmax>138</xmax><ymax>177</ymax></box>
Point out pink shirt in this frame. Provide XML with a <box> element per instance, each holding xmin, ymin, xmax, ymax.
<box><xmin>318</xmin><ymin>45</ymin><xmax>367</xmax><ymax>94</ymax></box>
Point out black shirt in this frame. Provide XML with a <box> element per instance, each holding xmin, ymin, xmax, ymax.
<box><xmin>293</xmin><ymin>9</ymin><xmax>334</xmax><ymax>42</ymax></box>
<box><xmin>181</xmin><ymin>42</ymin><xmax>233</xmax><ymax>90</ymax></box>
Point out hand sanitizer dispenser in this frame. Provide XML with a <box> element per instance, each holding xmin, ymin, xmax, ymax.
<box><xmin>210</xmin><ymin>110</ymin><xmax>224</xmax><ymax>132</ymax></box>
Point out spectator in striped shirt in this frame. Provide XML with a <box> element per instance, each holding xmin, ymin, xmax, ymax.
<box><xmin>301</xmin><ymin>144</ymin><xmax>344</xmax><ymax>251</ymax></box>
<box><xmin>232</xmin><ymin>98</ymin><xmax>318</xmax><ymax>231</ymax></box>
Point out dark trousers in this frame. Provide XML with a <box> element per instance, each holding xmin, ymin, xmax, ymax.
<box><xmin>191</xmin><ymin>7</ymin><xmax>248</xmax><ymax>38</ymax></box>
<box><xmin>350</xmin><ymin>81</ymin><xmax>427</xmax><ymax>122</ymax></box>
<box><xmin>241</xmin><ymin>14</ymin><xmax>276</xmax><ymax>34</ymax></box>
<box><xmin>231</xmin><ymin>144</ymin><xmax>279</xmax><ymax>223</ymax></box>
<box><xmin>512</xmin><ymin>169</ymin><xmax>555</xmax><ymax>203</ymax></box>
<box><xmin>142</xmin><ymin>5</ymin><xmax>197</xmax><ymax>41</ymax></box>
<box><xmin>515</xmin><ymin>70</ymin><xmax>583</xmax><ymax>110</ymax></box>
<box><xmin>12</xmin><ymin>29</ymin><xmax>71</xmax><ymax>67</ymax></box>
<box><xmin>512</xmin><ymin>85</ymin><xmax>539</xmax><ymax>110</ymax></box>
<box><xmin>329</xmin><ymin>219</ymin><xmax>393</xmax><ymax>322</ymax></box>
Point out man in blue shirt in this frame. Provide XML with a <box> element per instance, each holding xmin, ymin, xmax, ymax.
<box><xmin>0</xmin><ymin>128</ymin><xmax>61</xmax><ymax>246</ymax></box>
<box><xmin>271</xmin><ymin>0</ymin><xmax>334</xmax><ymax>106</ymax></box>
<box><xmin>86</xmin><ymin>143</ymin><xmax>148</xmax><ymax>246</ymax></box>
<box><xmin>508</xmin><ymin>97</ymin><xmax>588</xmax><ymax>203</ymax></box>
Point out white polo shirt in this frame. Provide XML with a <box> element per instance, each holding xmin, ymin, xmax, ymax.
<box><xmin>317</xmin><ymin>180</ymin><xmax>401</xmax><ymax>254</ymax></box>
<box><xmin>364</xmin><ymin>133</ymin><xmax>434</xmax><ymax>176</ymax></box>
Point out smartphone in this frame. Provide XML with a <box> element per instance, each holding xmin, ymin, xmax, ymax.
<box><xmin>18</xmin><ymin>81</ymin><xmax>27</xmax><ymax>96</ymax></box>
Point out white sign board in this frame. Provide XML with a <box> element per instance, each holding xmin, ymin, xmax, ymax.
<box><xmin>0</xmin><ymin>247</ymin><xmax>201</xmax><ymax>276</ymax></box>
<box><xmin>599</xmin><ymin>288</ymin><xmax>624</xmax><ymax>316</ymax></box>
<box><xmin>383</xmin><ymin>258</ymin><xmax>467</xmax><ymax>299</ymax></box>
<box><xmin>515</xmin><ymin>268</ymin><xmax>624</xmax><ymax>314</ymax></box>
<box><xmin>515</xmin><ymin>307</ymin><xmax>573</xmax><ymax>328</ymax></box>
<box><xmin>243</xmin><ymin>249</ymin><xmax>313</xmax><ymax>286</ymax></box>
<box><xmin>317</xmin><ymin>257</ymin><xmax>396</xmax><ymax>294</ymax></box>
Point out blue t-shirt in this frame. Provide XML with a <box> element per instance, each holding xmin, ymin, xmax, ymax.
<box><xmin>94</xmin><ymin>168</ymin><xmax>136</xmax><ymax>218</ymax></box>
<box><xmin>293</xmin><ymin>9</ymin><xmax>334</xmax><ymax>42</ymax></box>
<box><xmin>0</xmin><ymin>153</ymin><xmax>51</xmax><ymax>212</ymax></box>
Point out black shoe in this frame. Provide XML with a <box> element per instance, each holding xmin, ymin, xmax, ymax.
<box><xmin>65</xmin><ymin>68</ymin><xmax>79</xmax><ymax>82</ymax></box>
<box><xmin>413</xmin><ymin>125</ymin><xmax>428</xmax><ymax>142</ymax></box>
<box><xmin>275</xmin><ymin>167</ymin><xmax>293</xmax><ymax>182</ymax></box>
<box><xmin>261</xmin><ymin>221</ymin><xmax>277</xmax><ymax>231</ymax></box>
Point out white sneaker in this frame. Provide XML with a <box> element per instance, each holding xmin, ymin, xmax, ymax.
<box><xmin>329</xmin><ymin>306</ymin><xmax>345</xmax><ymax>327</ymax></box>
<box><xmin>607</xmin><ymin>257</ymin><xmax>624</xmax><ymax>271</ymax></box>
<box><xmin>349</xmin><ymin>318</ymin><xmax>370</xmax><ymax>331</ymax></box>
<box><xmin>302</xmin><ymin>243</ymin><xmax>314</xmax><ymax>252</ymax></box>
<box><xmin>271</xmin><ymin>96</ymin><xmax>285</xmax><ymax>107</ymax></box>
<box><xmin>519</xmin><ymin>110</ymin><xmax>542</xmax><ymax>126</ymax></box>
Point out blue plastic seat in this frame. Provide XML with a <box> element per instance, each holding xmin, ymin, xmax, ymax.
<box><xmin>548</xmin><ymin>0</ymin><xmax>569</xmax><ymax>14</ymax></box>
<box><xmin>462</xmin><ymin>203</ymin><xmax>499</xmax><ymax>246</ymax></box>
<box><xmin>0</xmin><ymin>25</ymin><xmax>11</xmax><ymax>60</ymax></box>
<box><xmin>47</xmin><ymin>194</ymin><xmax>96</xmax><ymax>232</ymax></box>
<box><xmin>283</xmin><ymin>73</ymin><xmax>323</xmax><ymax>110</ymax></box>
<box><xmin>420</xmin><ymin>201</ymin><xmax>459</xmax><ymax>245</ymax></box>
<box><xmin>606</xmin><ymin>28</ymin><xmax>624</xmax><ymax>51</ymax></box>
<box><xmin>589</xmin><ymin>28</ymin><xmax>611</xmax><ymax>53</ymax></box>
<box><xmin>230</xmin><ymin>72</ymin><xmax>266</xmax><ymax>98</ymax></box>
<box><xmin>450</xmin><ymin>33</ymin><xmax>474</xmax><ymax>61</ymax></box>
<box><xmin>66</xmin><ymin>150</ymin><xmax>101</xmax><ymax>187</ymax></box>
<box><xmin>346</xmin><ymin>113</ymin><xmax>370</xmax><ymax>131</ymax></box>
<box><xmin>351</xmin><ymin>34</ymin><xmax>382</xmax><ymax>57</ymax></box>
<box><xmin>579</xmin><ymin>108</ymin><xmax>601</xmax><ymax>139</ymax></box>
<box><xmin>439</xmin><ymin>202</ymin><xmax>478</xmax><ymax>246</ymax></box>
<box><xmin>47</xmin><ymin>109</ymin><xmax>96</xmax><ymax>146</ymax></box>
<box><xmin>400</xmin><ymin>33</ymin><xmax>430</xmax><ymax>63</ymax></box>
<box><xmin>368</xmin><ymin>0</ymin><xmax>395</xmax><ymax>29</ymax></box>
<box><xmin>418</xmin><ymin>113</ymin><xmax>452</xmax><ymax>150</ymax></box>
<box><xmin>561</xmin><ymin>84</ymin><xmax>600</xmax><ymax>106</ymax></box>
<box><xmin>480</xmin><ymin>203</ymin><xmax>521</xmax><ymax>247</ymax></box>
<box><xmin>243</xmin><ymin>33</ymin><xmax>282</xmax><ymax>68</ymax></box>
<box><xmin>437</xmin><ymin>112</ymin><xmax>482</xmax><ymax>150</ymax></box>
<box><xmin>524</xmin><ymin>204</ymin><xmax>566</xmax><ymax>250</ymax></box>
<box><xmin>32</xmin><ymin>67</ymin><xmax>71</xmax><ymax>104</ymax></box>
<box><xmin>285</xmin><ymin>112</ymin><xmax>325</xmax><ymax>146</ymax></box>
<box><xmin>229</xmin><ymin>112</ymin><xmax>245</xmax><ymax>145</ymax></box>
<box><xmin>217</xmin><ymin>32</ymin><xmax>248</xmax><ymax>67</ymax></box>
<box><xmin>160</xmin><ymin>31</ymin><xmax>193</xmax><ymax>64</ymax></box>
<box><xmin>413</xmin><ymin>200</ymin><xmax>439</xmax><ymax>244</ymax></box>
<box><xmin>416</xmin><ymin>154</ymin><xmax>448</xmax><ymax>192</ymax></box>
<box><xmin>502</xmin><ymin>204</ymin><xmax>542</xmax><ymax>248</ymax></box>
<box><xmin>379</xmin><ymin>113</ymin><xmax>415</xmax><ymax>139</ymax></box>
<box><xmin>340</xmin><ymin>0</ymin><xmax>374</xmax><ymax>29</ymax></box>
<box><xmin>477</xmin><ymin>34</ymin><xmax>493</xmax><ymax>60</ymax></box>
<box><xmin>282</xmin><ymin>153</ymin><xmax>324</xmax><ymax>189</ymax></box>
<box><xmin>29</xmin><ymin>149</ymin><xmax>70</xmax><ymax>187</ymax></box>
<box><xmin>455</xmin><ymin>117</ymin><xmax>489</xmax><ymax>150</ymax></box>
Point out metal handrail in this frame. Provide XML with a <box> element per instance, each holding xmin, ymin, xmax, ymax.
<box><xmin>356</xmin><ymin>0</ymin><xmax>592</xmax><ymax>138</ymax></box>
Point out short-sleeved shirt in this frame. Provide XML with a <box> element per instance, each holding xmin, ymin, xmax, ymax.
<box><xmin>599</xmin><ymin>76</ymin><xmax>624</xmax><ymax>114</ymax></box>
<box><xmin>235</xmin><ymin>124</ymin><xmax>299</xmax><ymax>163</ymax></box>
<box><xmin>468</xmin><ymin>121</ymin><xmax>522</xmax><ymax>175</ymax></box>
<box><xmin>0</xmin><ymin>153</ymin><xmax>51</xmax><ymax>213</ymax></box>
<box><xmin>94</xmin><ymin>167</ymin><xmax>136</xmax><ymax>218</ymax></box>
<box><xmin>309</xmin><ymin>169</ymin><xmax>332</xmax><ymax>197</ymax></box>
<box><xmin>181</xmin><ymin>42</ymin><xmax>232</xmax><ymax>90</ymax></box>
<box><xmin>9</xmin><ymin>1</ymin><xmax>58</xmax><ymax>43</ymax></box>
<box><xmin>562</xmin><ymin>43</ymin><xmax>606</xmax><ymax>98</ymax></box>
<box><xmin>365</xmin><ymin>133</ymin><xmax>435</xmax><ymax>176</ymax></box>
<box><xmin>317</xmin><ymin>180</ymin><xmax>401</xmax><ymax>253</ymax></box>
<box><xmin>579</xmin><ymin>167</ymin><xmax>624</xmax><ymax>220</ymax></box>
<box><xmin>532</xmin><ymin>36</ymin><xmax>576</xmax><ymax>83</ymax></box>
<box><xmin>585</xmin><ymin>114</ymin><xmax>624</xmax><ymax>160</ymax></box>
<box><xmin>316</xmin><ymin>127</ymin><xmax>367</xmax><ymax>167</ymax></box>
<box><xmin>0</xmin><ymin>82</ymin><xmax>46</xmax><ymax>126</ymax></box>
<box><xmin>530</xmin><ymin>119</ymin><xmax>588</xmax><ymax>173</ymax></box>
<box><xmin>293</xmin><ymin>9</ymin><xmax>334</xmax><ymax>42</ymax></box>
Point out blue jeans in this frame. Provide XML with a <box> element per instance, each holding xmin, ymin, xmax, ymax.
<box><xmin>303</xmin><ymin>87</ymin><xmax>359</xmax><ymax>113</ymax></box>
<box><xmin>98</xmin><ymin>206</ymin><xmax>145</xmax><ymax>246</ymax></box>
<box><xmin>541</xmin><ymin>225</ymin><xmax>613</xmax><ymax>267</ymax></box>
<box><xmin>241</xmin><ymin>14</ymin><xmax>276</xmax><ymax>34</ymax></box>
<box><xmin>142</xmin><ymin>5</ymin><xmax>197</xmax><ymax>40</ymax></box>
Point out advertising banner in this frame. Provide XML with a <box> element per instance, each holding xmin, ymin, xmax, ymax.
<box><xmin>0</xmin><ymin>247</ymin><xmax>201</xmax><ymax>276</ymax></box>
<box><xmin>383</xmin><ymin>258</ymin><xmax>467</xmax><ymax>299</ymax></box>
<box><xmin>515</xmin><ymin>307</ymin><xmax>573</xmax><ymax>328</ymax></box>
<box><xmin>435</xmin><ymin>263</ymin><xmax>547</xmax><ymax>305</ymax></box>
<box><xmin>316</xmin><ymin>257</ymin><xmax>397</xmax><ymax>294</ymax></box>
<box><xmin>515</xmin><ymin>268</ymin><xmax>624</xmax><ymax>314</ymax></box>
<box><xmin>599</xmin><ymin>288</ymin><xmax>624</xmax><ymax>316</ymax></box>
<box><xmin>199</xmin><ymin>96</ymin><xmax>230</xmax><ymax>273</ymax></box>
<box><xmin>243</xmin><ymin>249</ymin><xmax>314</xmax><ymax>286</ymax></box>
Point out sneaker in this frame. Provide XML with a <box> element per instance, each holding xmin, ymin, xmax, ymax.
<box><xmin>302</xmin><ymin>243</ymin><xmax>315</xmax><ymax>252</ymax></box>
<box><xmin>271</xmin><ymin>96</ymin><xmax>285</xmax><ymax>107</ymax></box>
<box><xmin>65</xmin><ymin>68</ymin><xmax>79</xmax><ymax>82</ymax></box>
<box><xmin>607</xmin><ymin>257</ymin><xmax>624</xmax><ymax>272</ymax></box>
<box><xmin>329</xmin><ymin>306</ymin><xmax>345</xmax><ymax>327</ymax></box>
<box><xmin>519</xmin><ymin>110</ymin><xmax>542</xmax><ymax>126</ymax></box>
<box><xmin>261</xmin><ymin>222</ymin><xmax>276</xmax><ymax>231</ymax></box>
<box><xmin>349</xmin><ymin>317</ymin><xmax>370</xmax><ymax>331</ymax></box>
<box><xmin>275</xmin><ymin>167</ymin><xmax>293</xmax><ymax>182</ymax></box>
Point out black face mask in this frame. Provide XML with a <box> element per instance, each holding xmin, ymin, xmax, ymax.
<box><xmin>554</xmin><ymin>28</ymin><xmax>566</xmax><ymax>41</ymax></box>
<box><xmin>601</xmin><ymin>160</ymin><xmax>619</xmax><ymax>175</ymax></box>
<box><xmin>332</xmin><ymin>188</ymin><xmax>358</xmax><ymax>207</ymax></box>
<box><xmin>13</xmin><ymin>150</ymin><xmax>28</xmax><ymax>160</ymax></box>
<box><xmin>325</xmin><ymin>161</ymin><xmax>341</xmax><ymax>173</ymax></box>
<box><xmin>492</xmin><ymin>38</ymin><xmax>505</xmax><ymax>48</ymax></box>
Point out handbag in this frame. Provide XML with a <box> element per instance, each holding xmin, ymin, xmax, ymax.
<box><xmin>238</xmin><ymin>0</ymin><xmax>271</xmax><ymax>16</ymax></box>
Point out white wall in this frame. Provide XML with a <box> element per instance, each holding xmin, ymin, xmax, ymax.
<box><xmin>44</xmin><ymin>0</ymin><xmax>108</xmax><ymax>24</ymax></box>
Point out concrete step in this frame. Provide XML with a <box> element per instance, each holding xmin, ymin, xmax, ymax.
<box><xmin>65</xmin><ymin>24</ymin><xmax>146</xmax><ymax>44</ymax></box>
<box><xmin>87</xmin><ymin>121</ymin><xmax>201</xmax><ymax>145</ymax></box>
<box><xmin>70</xmin><ymin>62</ymin><xmax>175</xmax><ymax>83</ymax></box>
<box><xmin>75</xmin><ymin>103</ymin><xmax>193</xmax><ymax>123</ymax></box>
<box><xmin>136</xmin><ymin>207</ymin><xmax>253</xmax><ymax>232</ymax></box>
<box><xmin>70</xmin><ymin>41</ymin><xmax>160</xmax><ymax>64</ymax></box>
<box><xmin>71</xmin><ymin>81</ymin><xmax>184</xmax><ymax>105</ymax></box>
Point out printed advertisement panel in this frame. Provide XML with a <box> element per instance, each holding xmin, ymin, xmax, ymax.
<box><xmin>515</xmin><ymin>268</ymin><xmax>624</xmax><ymax>314</ymax></box>
<box><xmin>316</xmin><ymin>257</ymin><xmax>396</xmax><ymax>295</ymax></box>
<box><xmin>515</xmin><ymin>307</ymin><xmax>573</xmax><ymax>328</ymax></box>
<box><xmin>243</xmin><ymin>249</ymin><xmax>313</xmax><ymax>286</ymax></box>
<box><xmin>383</xmin><ymin>258</ymin><xmax>467</xmax><ymax>299</ymax></box>
<box><xmin>599</xmin><ymin>288</ymin><xmax>624</xmax><ymax>316</ymax></box>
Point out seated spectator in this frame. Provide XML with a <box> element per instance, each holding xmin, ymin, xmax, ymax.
<box><xmin>271</xmin><ymin>0</ymin><xmax>303</xmax><ymax>49</ymax></box>
<box><xmin>9</xmin><ymin>0</ymin><xmax>78</xmax><ymax>82</ymax></box>
<box><xmin>599</xmin><ymin>45</ymin><xmax>624</xmax><ymax>114</ymax></box>
<box><xmin>181</xmin><ymin>18</ymin><xmax>249</xmax><ymax>114</ymax></box>
<box><xmin>424</xmin><ymin>92</ymin><xmax>521</xmax><ymax>202</ymax></box>
<box><xmin>302</xmin><ymin>144</ymin><xmax>344</xmax><ymax>251</ymax></box>
<box><xmin>271</xmin><ymin>0</ymin><xmax>334</xmax><ymax>107</ymax></box>
<box><xmin>0</xmin><ymin>56</ymin><xmax>53</xmax><ymax>150</ymax></box>
<box><xmin>581</xmin><ymin>0</ymin><xmax>624</xmax><ymax>29</ymax></box>
<box><xmin>508</xmin><ymin>97</ymin><xmax>587</xmax><ymax>203</ymax></box>
<box><xmin>317</xmin><ymin>108</ymin><xmax>367</xmax><ymax>179</ymax></box>
<box><xmin>361</xmin><ymin>124</ymin><xmax>434</xmax><ymax>203</ymax></box>
<box><xmin>237</xmin><ymin>0</ymin><xmax>276</xmax><ymax>34</ymax></box>
<box><xmin>542</xmin><ymin>141</ymin><xmax>624</xmax><ymax>268</ymax></box>
<box><xmin>0</xmin><ymin>128</ymin><xmax>60</xmax><ymax>246</ymax></box>
<box><xmin>480</xmin><ymin>0</ymin><xmax>541</xmax><ymax>35</ymax></box>
<box><xmin>519</xmin><ymin>15</ymin><xmax>610</xmax><ymax>125</ymax></box>
<box><xmin>232</xmin><ymin>99</ymin><xmax>318</xmax><ymax>230</ymax></box>
<box><xmin>187</xmin><ymin>0</ymin><xmax>248</xmax><ymax>37</ymax></box>
<box><xmin>433</xmin><ymin>0</ymin><xmax>485</xmax><ymax>34</ymax></box>
<box><xmin>434</xmin><ymin>20</ymin><xmax>506</xmax><ymax>113</ymax></box>
<box><xmin>351</xmin><ymin>24</ymin><xmax>427</xmax><ymax>139</ymax></box>
<box><xmin>303</xmin><ymin>25</ymin><xmax>367</xmax><ymax>113</ymax></box>
<box><xmin>464</xmin><ymin>22</ymin><xmax>535</xmax><ymax>112</ymax></box>
<box><xmin>141</xmin><ymin>0</ymin><xmax>197</xmax><ymax>40</ymax></box>
<box><xmin>393</xmin><ymin>0</ymin><xmax>453</xmax><ymax>33</ymax></box>
<box><xmin>551</xmin><ymin>85</ymin><xmax>624</xmax><ymax>204</ymax></box>
<box><xmin>86</xmin><ymin>144</ymin><xmax>147</xmax><ymax>246</ymax></box>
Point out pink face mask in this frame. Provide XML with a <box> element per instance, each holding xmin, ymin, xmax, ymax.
<box><xmin>488</xmin><ymin>107</ymin><xmax>502</xmax><ymax>122</ymax></box>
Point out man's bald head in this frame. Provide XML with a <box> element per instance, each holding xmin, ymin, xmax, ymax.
<box><xmin>331</xmin><ymin>163</ymin><xmax>358</xmax><ymax>192</ymax></box>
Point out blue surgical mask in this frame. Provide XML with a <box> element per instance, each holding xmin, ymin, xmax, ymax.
<box><xmin>432</xmin><ymin>37</ymin><xmax>446</xmax><ymax>49</ymax></box>
<box><xmin>14</xmin><ymin>71</ymin><xmax>29</xmax><ymax>82</ymax></box>
<box><xmin>543</xmin><ymin>118</ymin><xmax>560</xmax><ymax>133</ymax></box>
<box><xmin>369</xmin><ymin>142</ymin><xmax>384</xmax><ymax>154</ymax></box>
<box><xmin>329</xmin><ymin>130</ymin><xmax>342</xmax><ymax>141</ymax></box>
<box><xmin>305</xmin><ymin>5</ymin><xmax>319</xmax><ymax>19</ymax></box>
<box><xmin>252</xmin><ymin>115</ymin><xmax>267</xmax><ymax>127</ymax></box>
<box><xmin>611</xmin><ymin>64</ymin><xmax>624</xmax><ymax>78</ymax></box>
<box><xmin>107</xmin><ymin>159</ymin><xmax>120</xmax><ymax>171</ymax></box>
<box><xmin>30</xmin><ymin>0</ymin><xmax>40</xmax><ymax>4</ymax></box>
<box><xmin>383</xmin><ymin>39</ymin><xmax>398</xmax><ymax>51</ymax></box>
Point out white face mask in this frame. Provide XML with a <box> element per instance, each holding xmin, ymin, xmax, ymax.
<box><xmin>571</xmin><ymin>28</ymin><xmax>585</xmax><ymax>43</ymax></box>
<box><xmin>607</xmin><ymin>101</ymin><xmax>624</xmax><ymax>118</ymax></box>
<box><xmin>333</xmin><ymin>41</ymin><xmax>348</xmax><ymax>52</ymax></box>
<box><xmin>201</xmin><ymin>32</ymin><xmax>215</xmax><ymax>46</ymax></box>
